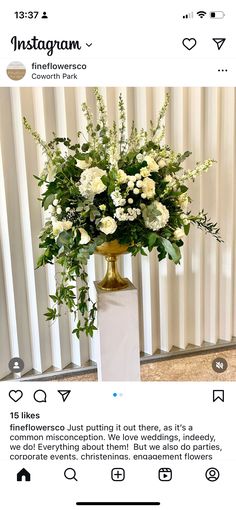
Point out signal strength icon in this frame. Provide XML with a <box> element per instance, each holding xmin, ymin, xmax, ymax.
<box><xmin>197</xmin><ymin>10</ymin><xmax>207</xmax><ymax>18</ymax></box>
<box><xmin>183</xmin><ymin>12</ymin><xmax>194</xmax><ymax>19</ymax></box>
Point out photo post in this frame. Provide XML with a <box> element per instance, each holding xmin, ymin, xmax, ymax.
<box><xmin>0</xmin><ymin>2</ymin><xmax>235</xmax><ymax>509</ymax></box>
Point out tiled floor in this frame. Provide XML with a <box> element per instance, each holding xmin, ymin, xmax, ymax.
<box><xmin>58</xmin><ymin>348</ymin><xmax>236</xmax><ymax>382</ymax></box>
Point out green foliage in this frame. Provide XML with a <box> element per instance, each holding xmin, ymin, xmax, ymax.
<box><xmin>44</xmin><ymin>308</ymin><xmax>59</xmax><ymax>321</ymax></box>
<box><xmin>184</xmin><ymin>223</ymin><xmax>190</xmax><ymax>236</ymax></box>
<box><xmin>160</xmin><ymin>238</ymin><xmax>181</xmax><ymax>264</ymax></box>
<box><xmin>56</xmin><ymin>231</ymin><xmax>73</xmax><ymax>247</ymax></box>
<box><xmin>43</xmin><ymin>194</ymin><xmax>55</xmax><ymax>210</ymax></box>
<box><xmin>148</xmin><ymin>232</ymin><xmax>158</xmax><ymax>250</ymax></box>
<box><xmin>194</xmin><ymin>210</ymin><xmax>223</xmax><ymax>242</ymax></box>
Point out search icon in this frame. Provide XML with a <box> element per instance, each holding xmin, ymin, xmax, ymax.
<box><xmin>64</xmin><ymin>468</ymin><xmax>78</xmax><ymax>481</ymax></box>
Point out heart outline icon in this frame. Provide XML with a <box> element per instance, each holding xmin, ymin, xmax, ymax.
<box><xmin>9</xmin><ymin>390</ymin><xmax>23</xmax><ymax>402</ymax></box>
<box><xmin>182</xmin><ymin>38</ymin><xmax>197</xmax><ymax>50</ymax></box>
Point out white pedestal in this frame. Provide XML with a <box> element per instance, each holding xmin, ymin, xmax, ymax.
<box><xmin>95</xmin><ymin>280</ymin><xmax>141</xmax><ymax>381</ymax></box>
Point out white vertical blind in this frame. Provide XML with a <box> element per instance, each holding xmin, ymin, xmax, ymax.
<box><xmin>0</xmin><ymin>87</ymin><xmax>235</xmax><ymax>379</ymax></box>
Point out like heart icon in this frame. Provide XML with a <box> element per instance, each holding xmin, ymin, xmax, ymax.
<box><xmin>9</xmin><ymin>390</ymin><xmax>23</xmax><ymax>402</ymax></box>
<box><xmin>182</xmin><ymin>38</ymin><xmax>197</xmax><ymax>50</ymax></box>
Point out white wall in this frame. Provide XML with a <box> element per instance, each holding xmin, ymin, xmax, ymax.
<box><xmin>0</xmin><ymin>87</ymin><xmax>235</xmax><ymax>379</ymax></box>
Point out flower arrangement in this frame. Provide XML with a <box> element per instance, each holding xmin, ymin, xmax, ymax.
<box><xmin>24</xmin><ymin>89</ymin><xmax>222</xmax><ymax>339</ymax></box>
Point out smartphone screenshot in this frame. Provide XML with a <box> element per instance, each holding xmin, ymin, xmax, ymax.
<box><xmin>0</xmin><ymin>2</ymin><xmax>235</xmax><ymax>509</ymax></box>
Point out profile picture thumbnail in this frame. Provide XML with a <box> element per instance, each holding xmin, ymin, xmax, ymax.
<box><xmin>6</xmin><ymin>61</ymin><xmax>26</xmax><ymax>81</ymax></box>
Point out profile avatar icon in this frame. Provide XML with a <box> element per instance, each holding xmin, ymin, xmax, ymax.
<box><xmin>41</xmin><ymin>12</ymin><xmax>48</xmax><ymax>19</ymax></box>
<box><xmin>205</xmin><ymin>467</ymin><xmax>220</xmax><ymax>482</ymax></box>
<box><xmin>8</xmin><ymin>357</ymin><xmax>24</xmax><ymax>373</ymax></box>
<box><xmin>6</xmin><ymin>61</ymin><xmax>26</xmax><ymax>81</ymax></box>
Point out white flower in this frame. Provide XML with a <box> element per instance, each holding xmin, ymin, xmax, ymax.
<box><xmin>79</xmin><ymin>167</ymin><xmax>107</xmax><ymax>198</ymax></box>
<box><xmin>136</xmin><ymin>153</ymin><xmax>144</xmax><ymax>162</ymax></box>
<box><xmin>107</xmin><ymin>147</ymin><xmax>119</xmax><ymax>166</ymax></box>
<box><xmin>133</xmin><ymin>188</ymin><xmax>140</xmax><ymax>195</ymax></box>
<box><xmin>117</xmin><ymin>170</ymin><xmax>128</xmax><ymax>184</ymax></box>
<box><xmin>158</xmin><ymin>159</ymin><xmax>166</xmax><ymax>168</ymax></box>
<box><xmin>61</xmin><ymin>220</ymin><xmax>72</xmax><ymax>231</ymax></box>
<box><xmin>144</xmin><ymin>155</ymin><xmax>159</xmax><ymax>172</ymax></box>
<box><xmin>140</xmin><ymin>167</ymin><xmax>151</xmax><ymax>178</ymax></box>
<box><xmin>52</xmin><ymin>219</ymin><xmax>73</xmax><ymax>236</ymax></box>
<box><xmin>48</xmin><ymin>205</ymin><xmax>55</xmax><ymax>214</ymax></box>
<box><xmin>141</xmin><ymin>193</ymin><xmax>147</xmax><ymax>199</ymax></box>
<box><xmin>127</xmin><ymin>181</ymin><xmax>134</xmax><ymax>189</ymax></box>
<box><xmin>128</xmin><ymin>198</ymin><xmax>134</xmax><ymax>204</ymax></box>
<box><xmin>111</xmin><ymin>190</ymin><xmax>126</xmax><ymax>207</ymax></box>
<box><xmin>178</xmin><ymin>192</ymin><xmax>189</xmax><ymax>213</ymax></box>
<box><xmin>66</xmin><ymin>207</ymin><xmax>70</xmax><ymax>212</ymax></box>
<box><xmin>53</xmin><ymin>199</ymin><xmax>59</xmax><ymax>206</ymax></box>
<box><xmin>179</xmin><ymin>159</ymin><xmax>214</xmax><ymax>183</ymax></box>
<box><xmin>142</xmin><ymin>201</ymin><xmax>169</xmax><ymax>231</ymax></box>
<box><xmin>79</xmin><ymin>227</ymin><xmax>91</xmax><ymax>244</ymax></box>
<box><xmin>164</xmin><ymin>175</ymin><xmax>178</xmax><ymax>191</ymax></box>
<box><xmin>136</xmin><ymin>180</ymin><xmax>143</xmax><ymax>188</ymax></box>
<box><xmin>164</xmin><ymin>175</ymin><xmax>175</xmax><ymax>186</ymax></box>
<box><xmin>56</xmin><ymin>207</ymin><xmax>62</xmax><ymax>214</ymax></box>
<box><xmin>114</xmin><ymin>208</ymin><xmax>128</xmax><ymax>221</ymax></box>
<box><xmin>180</xmin><ymin>213</ymin><xmax>190</xmax><ymax>225</ymax></box>
<box><xmin>141</xmin><ymin>177</ymin><xmax>156</xmax><ymax>199</ymax></box>
<box><xmin>99</xmin><ymin>216</ymin><xmax>117</xmax><ymax>235</ymax></box>
<box><xmin>174</xmin><ymin>228</ymin><xmax>185</xmax><ymax>240</ymax></box>
<box><xmin>135</xmin><ymin>173</ymin><xmax>141</xmax><ymax>180</ymax></box>
<box><xmin>45</xmin><ymin>160</ymin><xmax>56</xmax><ymax>181</ymax></box>
<box><xmin>127</xmin><ymin>207</ymin><xmax>141</xmax><ymax>221</ymax></box>
<box><xmin>115</xmin><ymin>207</ymin><xmax>141</xmax><ymax>222</ymax></box>
<box><xmin>77</xmin><ymin>158</ymin><xmax>92</xmax><ymax>170</ymax></box>
<box><xmin>91</xmin><ymin>177</ymin><xmax>106</xmax><ymax>194</ymax></box>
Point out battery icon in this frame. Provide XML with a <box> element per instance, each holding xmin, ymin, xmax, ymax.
<box><xmin>210</xmin><ymin>11</ymin><xmax>225</xmax><ymax>18</ymax></box>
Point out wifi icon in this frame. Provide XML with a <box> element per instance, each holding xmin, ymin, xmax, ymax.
<box><xmin>197</xmin><ymin>10</ymin><xmax>207</xmax><ymax>18</ymax></box>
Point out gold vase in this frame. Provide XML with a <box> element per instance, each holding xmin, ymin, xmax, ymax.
<box><xmin>96</xmin><ymin>240</ymin><xmax>129</xmax><ymax>291</ymax></box>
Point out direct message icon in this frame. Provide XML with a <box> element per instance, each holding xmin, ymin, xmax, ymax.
<box><xmin>158</xmin><ymin>468</ymin><xmax>172</xmax><ymax>481</ymax></box>
<box><xmin>58</xmin><ymin>390</ymin><xmax>71</xmax><ymax>402</ymax></box>
<box><xmin>213</xmin><ymin>38</ymin><xmax>226</xmax><ymax>50</ymax></box>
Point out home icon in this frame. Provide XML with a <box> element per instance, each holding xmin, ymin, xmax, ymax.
<box><xmin>17</xmin><ymin>468</ymin><xmax>31</xmax><ymax>482</ymax></box>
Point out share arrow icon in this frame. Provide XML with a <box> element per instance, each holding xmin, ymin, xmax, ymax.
<box><xmin>58</xmin><ymin>390</ymin><xmax>71</xmax><ymax>402</ymax></box>
<box><xmin>213</xmin><ymin>38</ymin><xmax>226</xmax><ymax>50</ymax></box>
